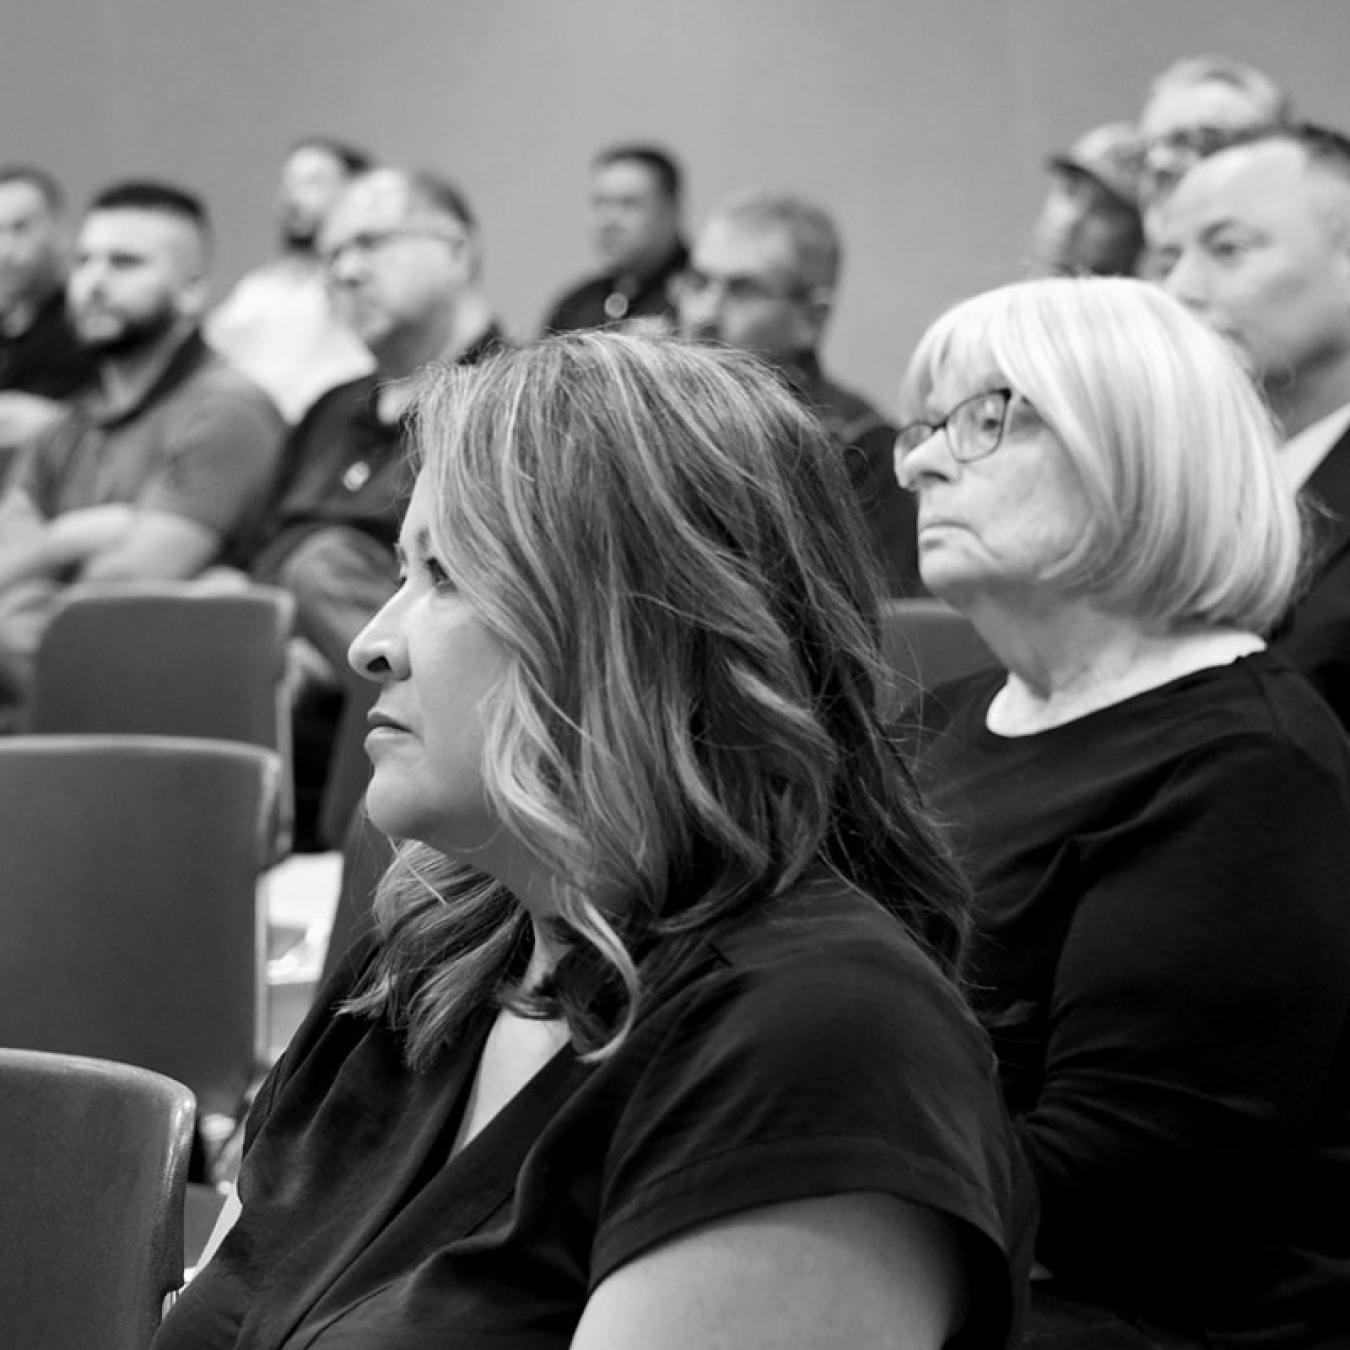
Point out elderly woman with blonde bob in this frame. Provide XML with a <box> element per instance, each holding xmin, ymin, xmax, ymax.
<box><xmin>155</xmin><ymin>333</ymin><xmax>1032</xmax><ymax>1350</ymax></box>
<box><xmin>896</xmin><ymin>276</ymin><xmax>1350</xmax><ymax>1348</ymax></box>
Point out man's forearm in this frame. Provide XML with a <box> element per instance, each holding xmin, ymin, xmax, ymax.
<box><xmin>0</xmin><ymin>504</ymin><xmax>137</xmax><ymax>591</ymax></box>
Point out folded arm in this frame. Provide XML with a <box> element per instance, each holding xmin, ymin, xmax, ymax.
<box><xmin>0</xmin><ymin>486</ymin><xmax>220</xmax><ymax>591</ymax></box>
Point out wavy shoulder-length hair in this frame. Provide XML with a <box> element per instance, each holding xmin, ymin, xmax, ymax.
<box><xmin>346</xmin><ymin>332</ymin><xmax>969</xmax><ymax>1067</ymax></box>
<box><xmin>898</xmin><ymin>276</ymin><xmax>1302</xmax><ymax>634</ymax></box>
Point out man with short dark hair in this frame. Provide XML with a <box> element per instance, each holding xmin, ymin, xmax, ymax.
<box><xmin>0</xmin><ymin>166</ymin><xmax>96</xmax><ymax>456</ymax></box>
<box><xmin>0</xmin><ymin>179</ymin><xmax>283</xmax><ymax>711</ymax></box>
<box><xmin>207</xmin><ymin>136</ymin><xmax>375</xmax><ymax>421</ymax></box>
<box><xmin>677</xmin><ymin>190</ymin><xmax>921</xmax><ymax>595</ymax></box>
<box><xmin>1151</xmin><ymin>123</ymin><xmax>1350</xmax><ymax>727</ymax></box>
<box><xmin>541</xmin><ymin>143</ymin><xmax>688</xmax><ymax>334</ymax></box>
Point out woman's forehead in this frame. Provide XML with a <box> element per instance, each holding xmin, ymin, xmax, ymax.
<box><xmin>925</xmin><ymin>355</ymin><xmax>1006</xmax><ymax>408</ymax></box>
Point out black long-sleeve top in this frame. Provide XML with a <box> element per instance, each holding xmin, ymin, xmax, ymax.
<box><xmin>910</xmin><ymin>650</ymin><xmax>1350</xmax><ymax>1346</ymax></box>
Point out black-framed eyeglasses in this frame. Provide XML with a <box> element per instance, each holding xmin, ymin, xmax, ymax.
<box><xmin>895</xmin><ymin>388</ymin><xmax>1015</xmax><ymax>464</ymax></box>
<box><xmin>320</xmin><ymin>225</ymin><xmax>461</xmax><ymax>273</ymax></box>
<box><xmin>1125</xmin><ymin>124</ymin><xmax>1252</xmax><ymax>173</ymax></box>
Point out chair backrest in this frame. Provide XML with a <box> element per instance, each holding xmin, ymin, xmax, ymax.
<box><xmin>0</xmin><ymin>735</ymin><xmax>280</xmax><ymax>1122</ymax></box>
<box><xmin>26</xmin><ymin>582</ymin><xmax>296</xmax><ymax>854</ymax></box>
<box><xmin>877</xmin><ymin>598</ymin><xmax>997</xmax><ymax>719</ymax></box>
<box><xmin>0</xmin><ymin>1047</ymin><xmax>195</xmax><ymax>1350</ymax></box>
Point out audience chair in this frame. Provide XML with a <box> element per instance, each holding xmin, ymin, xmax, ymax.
<box><xmin>0</xmin><ymin>1047</ymin><xmax>195</xmax><ymax>1350</ymax></box>
<box><xmin>26</xmin><ymin>581</ymin><xmax>297</xmax><ymax>857</ymax></box>
<box><xmin>0</xmin><ymin>735</ymin><xmax>280</xmax><ymax>1143</ymax></box>
<box><xmin>878</xmin><ymin>597</ymin><xmax>997</xmax><ymax>718</ymax></box>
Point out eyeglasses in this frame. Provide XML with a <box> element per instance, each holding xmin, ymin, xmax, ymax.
<box><xmin>320</xmin><ymin>225</ymin><xmax>460</xmax><ymax>273</ymax></box>
<box><xmin>674</xmin><ymin>265</ymin><xmax>811</xmax><ymax>307</ymax></box>
<box><xmin>895</xmin><ymin>388</ymin><xmax>1015</xmax><ymax>464</ymax></box>
<box><xmin>1127</xmin><ymin>124</ymin><xmax>1253</xmax><ymax>172</ymax></box>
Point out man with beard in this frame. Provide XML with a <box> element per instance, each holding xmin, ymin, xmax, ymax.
<box><xmin>207</xmin><ymin>137</ymin><xmax>375</xmax><ymax>421</ymax></box>
<box><xmin>0</xmin><ymin>179</ymin><xmax>283</xmax><ymax>715</ymax></box>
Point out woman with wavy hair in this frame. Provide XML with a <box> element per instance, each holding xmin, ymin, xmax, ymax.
<box><xmin>156</xmin><ymin>333</ymin><xmax>1030</xmax><ymax>1349</ymax></box>
<box><xmin>896</xmin><ymin>276</ymin><xmax>1350</xmax><ymax>1347</ymax></box>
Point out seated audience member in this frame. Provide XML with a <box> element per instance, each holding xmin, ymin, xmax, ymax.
<box><xmin>0</xmin><ymin>180</ymin><xmax>282</xmax><ymax>713</ymax></box>
<box><xmin>540</xmin><ymin>143</ymin><xmax>688</xmax><ymax>334</ymax></box>
<box><xmin>156</xmin><ymin>333</ymin><xmax>1033</xmax><ymax>1349</ymax></box>
<box><xmin>241</xmin><ymin>167</ymin><xmax>504</xmax><ymax>843</ymax></box>
<box><xmin>0</xmin><ymin>165</ymin><xmax>96</xmax><ymax>456</ymax></box>
<box><xmin>206</xmin><ymin>136</ymin><xmax>375</xmax><ymax>422</ymax></box>
<box><xmin>677</xmin><ymin>190</ymin><xmax>921</xmax><ymax>595</ymax></box>
<box><xmin>1151</xmin><ymin>123</ymin><xmax>1350</xmax><ymax>733</ymax></box>
<box><xmin>247</xmin><ymin>166</ymin><xmax>503</xmax><ymax>690</ymax></box>
<box><xmin>896</xmin><ymin>276</ymin><xmax>1350</xmax><ymax>1347</ymax></box>
<box><xmin>1132</xmin><ymin>53</ymin><xmax>1291</xmax><ymax>206</ymax></box>
<box><xmin>1030</xmin><ymin>122</ymin><xmax>1143</xmax><ymax>277</ymax></box>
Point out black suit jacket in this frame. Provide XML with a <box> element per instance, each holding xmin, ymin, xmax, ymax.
<box><xmin>1273</xmin><ymin>422</ymin><xmax>1350</xmax><ymax>731</ymax></box>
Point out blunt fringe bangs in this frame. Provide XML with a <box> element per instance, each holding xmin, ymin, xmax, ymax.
<box><xmin>345</xmin><ymin>333</ymin><xmax>970</xmax><ymax>1067</ymax></box>
<box><xmin>899</xmin><ymin>277</ymin><xmax>1301</xmax><ymax>633</ymax></box>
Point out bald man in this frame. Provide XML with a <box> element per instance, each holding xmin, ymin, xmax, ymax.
<box><xmin>1151</xmin><ymin>125</ymin><xmax>1350</xmax><ymax>729</ymax></box>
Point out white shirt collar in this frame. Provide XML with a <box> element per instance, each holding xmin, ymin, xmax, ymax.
<box><xmin>1281</xmin><ymin>401</ymin><xmax>1350</xmax><ymax>490</ymax></box>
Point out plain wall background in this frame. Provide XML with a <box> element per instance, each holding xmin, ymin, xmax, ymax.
<box><xmin>4</xmin><ymin>0</ymin><xmax>1350</xmax><ymax>409</ymax></box>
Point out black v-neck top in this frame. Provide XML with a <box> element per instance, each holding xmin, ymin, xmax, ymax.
<box><xmin>156</xmin><ymin>877</ymin><xmax>1032</xmax><ymax>1349</ymax></box>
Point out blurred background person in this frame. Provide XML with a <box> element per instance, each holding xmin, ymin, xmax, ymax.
<box><xmin>1134</xmin><ymin>53</ymin><xmax>1291</xmax><ymax>206</ymax></box>
<box><xmin>159</xmin><ymin>333</ymin><xmax>1031</xmax><ymax>1349</ymax></box>
<box><xmin>0</xmin><ymin>180</ymin><xmax>282</xmax><ymax>719</ymax></box>
<box><xmin>897</xmin><ymin>276</ymin><xmax>1350</xmax><ymax>1348</ymax></box>
<box><xmin>207</xmin><ymin>136</ymin><xmax>375</xmax><ymax>422</ymax></box>
<box><xmin>1030</xmin><ymin>122</ymin><xmax>1143</xmax><ymax>276</ymax></box>
<box><xmin>0</xmin><ymin>165</ymin><xmax>95</xmax><ymax>463</ymax></box>
<box><xmin>240</xmin><ymin>167</ymin><xmax>504</xmax><ymax>849</ymax></box>
<box><xmin>540</xmin><ymin>142</ymin><xmax>687</xmax><ymax>334</ymax></box>
<box><xmin>677</xmin><ymin>189</ymin><xmax>921</xmax><ymax>595</ymax></box>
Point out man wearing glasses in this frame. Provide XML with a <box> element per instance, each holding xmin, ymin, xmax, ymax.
<box><xmin>241</xmin><ymin>168</ymin><xmax>503</xmax><ymax>844</ymax></box>
<box><xmin>1133</xmin><ymin>55</ymin><xmax>1291</xmax><ymax>208</ymax></box>
<box><xmin>676</xmin><ymin>191</ymin><xmax>921</xmax><ymax>596</ymax></box>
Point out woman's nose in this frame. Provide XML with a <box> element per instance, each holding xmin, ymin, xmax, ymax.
<box><xmin>348</xmin><ymin>592</ymin><xmax>408</xmax><ymax>683</ymax></box>
<box><xmin>895</xmin><ymin>429</ymin><xmax>957</xmax><ymax>492</ymax></box>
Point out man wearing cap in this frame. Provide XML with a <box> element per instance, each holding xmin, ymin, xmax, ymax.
<box><xmin>1030</xmin><ymin>122</ymin><xmax>1144</xmax><ymax>277</ymax></box>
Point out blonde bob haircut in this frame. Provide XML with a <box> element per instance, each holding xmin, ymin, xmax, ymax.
<box><xmin>346</xmin><ymin>332</ymin><xmax>968</xmax><ymax>1067</ymax></box>
<box><xmin>898</xmin><ymin>276</ymin><xmax>1302</xmax><ymax>634</ymax></box>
